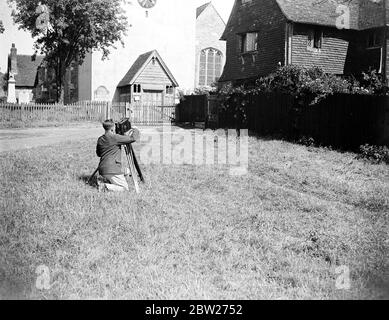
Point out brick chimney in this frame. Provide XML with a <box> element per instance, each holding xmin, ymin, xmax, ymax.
<box><xmin>9</xmin><ymin>43</ymin><xmax>17</xmax><ymax>75</ymax></box>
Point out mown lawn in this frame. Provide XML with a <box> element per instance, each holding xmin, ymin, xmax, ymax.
<box><xmin>0</xmin><ymin>132</ymin><xmax>388</xmax><ymax>300</ymax></box>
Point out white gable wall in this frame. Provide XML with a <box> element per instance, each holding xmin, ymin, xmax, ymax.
<box><xmin>83</xmin><ymin>0</ymin><xmax>196</xmax><ymax>102</ymax></box>
<box><xmin>195</xmin><ymin>4</ymin><xmax>226</xmax><ymax>88</ymax></box>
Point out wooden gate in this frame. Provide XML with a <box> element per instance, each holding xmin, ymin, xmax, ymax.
<box><xmin>111</xmin><ymin>102</ymin><xmax>176</xmax><ymax>126</ymax></box>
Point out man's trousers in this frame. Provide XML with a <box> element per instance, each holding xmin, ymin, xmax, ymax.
<box><xmin>102</xmin><ymin>174</ymin><xmax>129</xmax><ymax>192</ymax></box>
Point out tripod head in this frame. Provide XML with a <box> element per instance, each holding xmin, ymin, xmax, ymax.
<box><xmin>115</xmin><ymin>118</ymin><xmax>140</xmax><ymax>142</ymax></box>
<box><xmin>115</xmin><ymin>118</ymin><xmax>132</xmax><ymax>136</ymax></box>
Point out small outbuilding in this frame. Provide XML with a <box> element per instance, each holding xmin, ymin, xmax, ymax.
<box><xmin>117</xmin><ymin>50</ymin><xmax>179</xmax><ymax>106</ymax></box>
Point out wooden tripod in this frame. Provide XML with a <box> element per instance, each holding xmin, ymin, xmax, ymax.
<box><xmin>123</xmin><ymin>143</ymin><xmax>144</xmax><ymax>194</ymax></box>
<box><xmin>89</xmin><ymin>144</ymin><xmax>144</xmax><ymax>194</ymax></box>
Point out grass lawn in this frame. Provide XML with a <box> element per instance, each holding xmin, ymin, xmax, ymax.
<box><xmin>0</xmin><ymin>120</ymin><xmax>101</xmax><ymax>129</ymax></box>
<box><xmin>0</xmin><ymin>131</ymin><xmax>388</xmax><ymax>300</ymax></box>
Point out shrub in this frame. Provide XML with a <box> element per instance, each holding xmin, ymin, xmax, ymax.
<box><xmin>216</xmin><ymin>66</ymin><xmax>388</xmax><ymax>128</ymax></box>
<box><xmin>194</xmin><ymin>84</ymin><xmax>217</xmax><ymax>96</ymax></box>
<box><xmin>217</xmin><ymin>84</ymin><xmax>248</xmax><ymax>128</ymax></box>
<box><xmin>297</xmin><ymin>136</ymin><xmax>317</xmax><ymax>148</ymax></box>
<box><xmin>357</xmin><ymin>144</ymin><xmax>389</xmax><ymax>164</ymax></box>
<box><xmin>359</xmin><ymin>70</ymin><xmax>388</xmax><ymax>95</ymax></box>
<box><xmin>256</xmin><ymin>65</ymin><xmax>355</xmax><ymax>105</ymax></box>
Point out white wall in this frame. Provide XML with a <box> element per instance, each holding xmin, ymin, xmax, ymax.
<box><xmin>195</xmin><ymin>4</ymin><xmax>226</xmax><ymax>87</ymax></box>
<box><xmin>78</xmin><ymin>52</ymin><xmax>92</xmax><ymax>101</ymax></box>
<box><xmin>89</xmin><ymin>0</ymin><xmax>197</xmax><ymax>102</ymax></box>
<box><xmin>16</xmin><ymin>89</ymin><xmax>33</xmax><ymax>104</ymax></box>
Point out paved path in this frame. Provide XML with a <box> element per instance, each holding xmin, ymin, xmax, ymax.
<box><xmin>0</xmin><ymin>124</ymin><xmax>194</xmax><ymax>153</ymax></box>
<box><xmin>0</xmin><ymin>124</ymin><xmax>104</xmax><ymax>153</ymax></box>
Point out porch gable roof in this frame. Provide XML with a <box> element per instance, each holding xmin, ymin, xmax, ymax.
<box><xmin>117</xmin><ymin>50</ymin><xmax>179</xmax><ymax>88</ymax></box>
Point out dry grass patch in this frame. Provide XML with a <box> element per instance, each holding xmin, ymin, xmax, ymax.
<box><xmin>0</xmin><ymin>133</ymin><xmax>388</xmax><ymax>299</ymax></box>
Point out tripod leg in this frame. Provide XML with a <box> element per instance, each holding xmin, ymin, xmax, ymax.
<box><xmin>88</xmin><ymin>168</ymin><xmax>99</xmax><ymax>185</ymax></box>
<box><xmin>128</xmin><ymin>151</ymin><xmax>140</xmax><ymax>194</ymax></box>
<box><xmin>131</xmin><ymin>146</ymin><xmax>145</xmax><ymax>183</ymax></box>
<box><xmin>125</xmin><ymin>145</ymin><xmax>140</xmax><ymax>194</ymax></box>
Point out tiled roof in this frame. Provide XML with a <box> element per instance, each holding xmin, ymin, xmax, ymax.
<box><xmin>276</xmin><ymin>0</ymin><xmax>385</xmax><ymax>30</ymax></box>
<box><xmin>117</xmin><ymin>50</ymin><xmax>179</xmax><ymax>88</ymax></box>
<box><xmin>14</xmin><ymin>55</ymin><xmax>44</xmax><ymax>87</ymax></box>
<box><xmin>118</xmin><ymin>51</ymin><xmax>152</xmax><ymax>87</ymax></box>
<box><xmin>222</xmin><ymin>0</ymin><xmax>385</xmax><ymax>40</ymax></box>
<box><xmin>196</xmin><ymin>2</ymin><xmax>211</xmax><ymax>18</ymax></box>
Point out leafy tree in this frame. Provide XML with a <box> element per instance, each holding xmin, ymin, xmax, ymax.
<box><xmin>0</xmin><ymin>20</ymin><xmax>4</xmax><ymax>34</ymax></box>
<box><xmin>9</xmin><ymin>0</ymin><xmax>128</xmax><ymax>103</ymax></box>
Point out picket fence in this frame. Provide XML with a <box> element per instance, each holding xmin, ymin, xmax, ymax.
<box><xmin>0</xmin><ymin>100</ymin><xmax>177</xmax><ymax>126</ymax></box>
<box><xmin>0</xmin><ymin>101</ymin><xmax>109</xmax><ymax>125</ymax></box>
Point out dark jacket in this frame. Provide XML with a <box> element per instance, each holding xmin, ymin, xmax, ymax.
<box><xmin>96</xmin><ymin>133</ymin><xmax>135</xmax><ymax>176</ymax></box>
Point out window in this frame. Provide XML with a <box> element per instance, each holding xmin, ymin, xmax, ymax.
<box><xmin>240</xmin><ymin>32</ymin><xmax>258</xmax><ymax>53</ymax></box>
<box><xmin>199</xmin><ymin>48</ymin><xmax>223</xmax><ymax>87</ymax></box>
<box><xmin>94</xmin><ymin>86</ymin><xmax>110</xmax><ymax>101</ymax></box>
<box><xmin>166</xmin><ymin>86</ymin><xmax>174</xmax><ymax>95</ymax></box>
<box><xmin>215</xmin><ymin>52</ymin><xmax>222</xmax><ymax>82</ymax></box>
<box><xmin>367</xmin><ymin>31</ymin><xmax>381</xmax><ymax>48</ymax></box>
<box><xmin>308</xmin><ymin>28</ymin><xmax>323</xmax><ymax>50</ymax></box>
<box><xmin>133</xmin><ymin>84</ymin><xmax>141</xmax><ymax>93</ymax></box>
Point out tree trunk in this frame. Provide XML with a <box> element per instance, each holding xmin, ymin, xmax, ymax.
<box><xmin>58</xmin><ymin>85</ymin><xmax>65</xmax><ymax>104</ymax></box>
<box><xmin>55</xmin><ymin>59</ymin><xmax>66</xmax><ymax>104</ymax></box>
<box><xmin>59</xmin><ymin>60</ymin><xmax>66</xmax><ymax>104</ymax></box>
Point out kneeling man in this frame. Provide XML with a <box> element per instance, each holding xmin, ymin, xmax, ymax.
<box><xmin>96</xmin><ymin>120</ymin><xmax>136</xmax><ymax>192</ymax></box>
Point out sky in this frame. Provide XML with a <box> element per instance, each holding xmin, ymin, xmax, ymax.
<box><xmin>0</xmin><ymin>0</ymin><xmax>235</xmax><ymax>73</ymax></box>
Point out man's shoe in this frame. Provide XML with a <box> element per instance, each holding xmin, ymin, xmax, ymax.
<box><xmin>124</xmin><ymin>168</ymin><xmax>132</xmax><ymax>177</ymax></box>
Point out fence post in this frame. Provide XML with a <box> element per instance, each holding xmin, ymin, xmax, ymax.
<box><xmin>20</xmin><ymin>103</ymin><xmax>24</xmax><ymax>121</ymax></box>
<box><xmin>106</xmin><ymin>102</ymin><xmax>111</xmax><ymax>120</ymax></box>
<box><xmin>125</xmin><ymin>102</ymin><xmax>131</xmax><ymax>119</ymax></box>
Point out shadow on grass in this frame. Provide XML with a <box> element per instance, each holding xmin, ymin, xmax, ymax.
<box><xmin>174</xmin><ymin>123</ymin><xmax>196</xmax><ymax>130</ymax></box>
<box><xmin>79</xmin><ymin>174</ymin><xmax>98</xmax><ymax>188</ymax></box>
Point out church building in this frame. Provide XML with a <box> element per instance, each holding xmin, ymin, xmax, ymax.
<box><xmin>83</xmin><ymin>0</ymin><xmax>226</xmax><ymax>103</ymax></box>
<box><xmin>80</xmin><ymin>0</ymin><xmax>196</xmax><ymax>103</ymax></box>
<box><xmin>6</xmin><ymin>0</ymin><xmax>226</xmax><ymax>104</ymax></box>
<box><xmin>195</xmin><ymin>2</ymin><xmax>226</xmax><ymax>88</ymax></box>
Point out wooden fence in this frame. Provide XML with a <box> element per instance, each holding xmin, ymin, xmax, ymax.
<box><xmin>176</xmin><ymin>93</ymin><xmax>389</xmax><ymax>149</ymax></box>
<box><xmin>0</xmin><ymin>101</ymin><xmax>177</xmax><ymax>127</ymax></box>
<box><xmin>176</xmin><ymin>95</ymin><xmax>207</xmax><ymax>123</ymax></box>
<box><xmin>242</xmin><ymin>93</ymin><xmax>389</xmax><ymax>148</ymax></box>
<box><xmin>129</xmin><ymin>102</ymin><xmax>176</xmax><ymax>125</ymax></box>
<box><xmin>110</xmin><ymin>102</ymin><xmax>176</xmax><ymax>125</ymax></box>
<box><xmin>0</xmin><ymin>101</ymin><xmax>109</xmax><ymax>125</ymax></box>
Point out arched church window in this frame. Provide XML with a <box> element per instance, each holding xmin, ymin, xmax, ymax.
<box><xmin>199</xmin><ymin>48</ymin><xmax>223</xmax><ymax>86</ymax></box>
<box><xmin>94</xmin><ymin>86</ymin><xmax>110</xmax><ymax>101</ymax></box>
